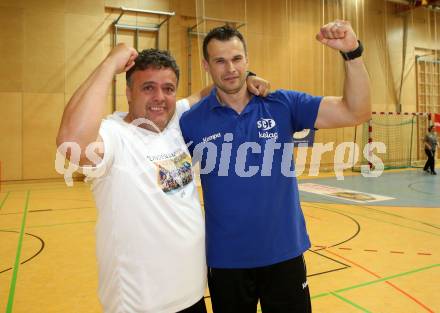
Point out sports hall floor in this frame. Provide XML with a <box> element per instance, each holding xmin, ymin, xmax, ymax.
<box><xmin>0</xmin><ymin>168</ymin><xmax>439</xmax><ymax>313</ymax></box>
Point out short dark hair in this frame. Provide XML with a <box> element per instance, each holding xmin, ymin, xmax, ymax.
<box><xmin>202</xmin><ymin>26</ymin><xmax>247</xmax><ymax>61</ymax></box>
<box><xmin>126</xmin><ymin>49</ymin><xmax>179</xmax><ymax>86</ymax></box>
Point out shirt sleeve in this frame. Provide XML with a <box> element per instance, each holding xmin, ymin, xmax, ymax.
<box><xmin>176</xmin><ymin>98</ymin><xmax>191</xmax><ymax>119</ymax></box>
<box><xmin>281</xmin><ymin>90</ymin><xmax>322</xmax><ymax>132</ymax></box>
<box><xmin>179</xmin><ymin>110</ymin><xmax>194</xmax><ymax>156</ymax></box>
<box><xmin>80</xmin><ymin>119</ymin><xmax>116</xmax><ymax>180</ymax></box>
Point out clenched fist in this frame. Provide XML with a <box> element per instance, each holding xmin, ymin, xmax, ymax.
<box><xmin>104</xmin><ymin>43</ymin><xmax>139</xmax><ymax>75</ymax></box>
<box><xmin>316</xmin><ymin>20</ymin><xmax>359</xmax><ymax>53</ymax></box>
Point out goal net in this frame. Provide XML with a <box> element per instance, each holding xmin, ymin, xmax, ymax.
<box><xmin>354</xmin><ymin>113</ymin><xmax>431</xmax><ymax>170</ymax></box>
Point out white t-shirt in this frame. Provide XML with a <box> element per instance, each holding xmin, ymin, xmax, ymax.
<box><xmin>84</xmin><ymin>100</ymin><xmax>206</xmax><ymax>313</ymax></box>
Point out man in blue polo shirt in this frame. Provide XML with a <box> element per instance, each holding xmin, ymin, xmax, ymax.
<box><xmin>180</xmin><ymin>22</ymin><xmax>370</xmax><ymax>313</ymax></box>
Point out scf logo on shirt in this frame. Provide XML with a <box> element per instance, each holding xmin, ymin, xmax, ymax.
<box><xmin>257</xmin><ymin>118</ymin><xmax>276</xmax><ymax>131</ymax></box>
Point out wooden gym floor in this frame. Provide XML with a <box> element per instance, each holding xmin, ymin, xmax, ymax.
<box><xmin>0</xmin><ymin>168</ymin><xmax>439</xmax><ymax>313</ymax></box>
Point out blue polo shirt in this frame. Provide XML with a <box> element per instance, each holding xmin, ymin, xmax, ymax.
<box><xmin>179</xmin><ymin>89</ymin><xmax>322</xmax><ymax>268</ymax></box>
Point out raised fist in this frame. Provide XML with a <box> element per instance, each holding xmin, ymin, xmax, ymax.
<box><xmin>316</xmin><ymin>20</ymin><xmax>359</xmax><ymax>53</ymax></box>
<box><xmin>105</xmin><ymin>43</ymin><xmax>139</xmax><ymax>74</ymax></box>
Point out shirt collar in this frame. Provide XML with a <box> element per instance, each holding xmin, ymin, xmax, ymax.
<box><xmin>207</xmin><ymin>88</ymin><xmax>223</xmax><ymax>111</ymax></box>
<box><xmin>208</xmin><ymin>88</ymin><xmax>258</xmax><ymax>114</ymax></box>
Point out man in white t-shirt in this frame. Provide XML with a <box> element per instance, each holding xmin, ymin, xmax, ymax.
<box><xmin>56</xmin><ymin>44</ymin><xmax>269</xmax><ymax>313</ymax></box>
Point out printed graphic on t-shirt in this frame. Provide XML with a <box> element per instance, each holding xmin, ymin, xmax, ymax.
<box><xmin>153</xmin><ymin>152</ymin><xmax>193</xmax><ymax>193</ymax></box>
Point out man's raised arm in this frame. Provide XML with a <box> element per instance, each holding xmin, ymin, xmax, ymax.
<box><xmin>314</xmin><ymin>20</ymin><xmax>371</xmax><ymax>129</ymax></box>
<box><xmin>56</xmin><ymin>43</ymin><xmax>138</xmax><ymax>165</ymax></box>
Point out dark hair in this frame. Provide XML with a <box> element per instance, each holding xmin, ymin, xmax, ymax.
<box><xmin>428</xmin><ymin>125</ymin><xmax>434</xmax><ymax>132</ymax></box>
<box><xmin>202</xmin><ymin>25</ymin><xmax>247</xmax><ymax>61</ymax></box>
<box><xmin>126</xmin><ymin>49</ymin><xmax>179</xmax><ymax>86</ymax></box>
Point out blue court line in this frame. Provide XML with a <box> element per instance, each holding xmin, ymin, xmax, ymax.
<box><xmin>5</xmin><ymin>190</ymin><xmax>30</xmax><ymax>313</ymax></box>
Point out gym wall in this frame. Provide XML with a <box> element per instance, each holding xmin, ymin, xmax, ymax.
<box><xmin>0</xmin><ymin>0</ymin><xmax>438</xmax><ymax>180</ymax></box>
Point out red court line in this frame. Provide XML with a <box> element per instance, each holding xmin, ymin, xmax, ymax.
<box><xmin>385</xmin><ymin>280</ymin><xmax>435</xmax><ymax>313</ymax></box>
<box><xmin>318</xmin><ymin>246</ymin><xmax>432</xmax><ymax>256</ymax></box>
<box><xmin>326</xmin><ymin>250</ymin><xmax>435</xmax><ymax>312</ymax></box>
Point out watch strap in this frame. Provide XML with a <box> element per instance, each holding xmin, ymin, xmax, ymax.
<box><xmin>340</xmin><ymin>40</ymin><xmax>363</xmax><ymax>61</ymax></box>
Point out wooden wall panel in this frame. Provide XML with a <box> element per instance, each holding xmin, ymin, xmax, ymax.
<box><xmin>0</xmin><ymin>0</ymin><xmax>174</xmax><ymax>180</ymax></box>
<box><xmin>365</xmin><ymin>3</ymin><xmax>440</xmax><ymax>113</ymax></box>
<box><xmin>411</xmin><ymin>8</ymin><xmax>440</xmax><ymax>50</ymax></box>
<box><xmin>246</xmin><ymin>0</ymin><xmax>288</xmax><ymax>36</ymax></box>
<box><xmin>364</xmin><ymin>1</ymin><xmax>397</xmax><ymax>112</ymax></box>
<box><xmin>1</xmin><ymin>0</ymin><xmax>439</xmax><ymax>180</ymax></box>
<box><xmin>167</xmin><ymin>13</ymin><xmax>190</xmax><ymax>98</ymax></box>
<box><xmin>0</xmin><ymin>93</ymin><xmax>22</xmax><ymax>180</ymax></box>
<box><xmin>116</xmin><ymin>95</ymin><xmax>129</xmax><ymax>112</ymax></box>
<box><xmin>105</xmin><ymin>95</ymin><xmax>115</xmax><ymax>116</ymax></box>
<box><xmin>137</xmin><ymin>0</ymin><xmax>170</xmax><ymax>11</ymax></box>
<box><xmin>202</xmin><ymin>0</ymin><xmax>246</xmax><ymax>22</ymax></box>
<box><xmin>23</xmin><ymin>10</ymin><xmax>65</xmax><ymax>94</ymax></box>
<box><xmin>401</xmin><ymin>8</ymin><xmax>440</xmax><ymax>113</ymax></box>
<box><xmin>246</xmin><ymin>33</ymin><xmax>265</xmax><ymax>84</ymax></box>
<box><xmin>386</xmin><ymin>13</ymin><xmax>404</xmax><ymax>111</ymax></box>
<box><xmin>246</xmin><ymin>2</ymin><xmax>264</xmax><ymax>35</ymax></box>
<box><xmin>262</xmin><ymin>35</ymin><xmax>291</xmax><ymax>90</ymax></box>
<box><xmin>22</xmin><ymin>93</ymin><xmax>64</xmax><ymax>179</ymax></box>
<box><xmin>65</xmin><ymin>14</ymin><xmax>106</xmax><ymax>95</ymax></box>
<box><xmin>173</xmin><ymin>0</ymin><xmax>196</xmax><ymax>18</ymax></box>
<box><xmin>203</xmin><ymin>0</ymin><xmax>226</xmax><ymax>20</ymax></box>
<box><xmin>138</xmin><ymin>32</ymin><xmax>158</xmax><ymax>51</ymax></box>
<box><xmin>365</xmin><ymin>56</ymin><xmax>394</xmax><ymax>112</ymax></box>
<box><xmin>247</xmin><ymin>1</ymin><xmax>290</xmax><ymax>89</ymax></box>
<box><xmin>188</xmin><ymin>35</ymin><xmax>207</xmax><ymax>95</ymax></box>
<box><xmin>223</xmin><ymin>0</ymin><xmax>246</xmax><ymax>22</ymax></box>
<box><xmin>265</xmin><ymin>0</ymin><xmax>288</xmax><ymax>37</ymax></box>
<box><xmin>0</xmin><ymin>7</ymin><xmax>23</xmax><ymax>93</ymax></box>
<box><xmin>66</xmin><ymin>0</ymin><xmax>105</xmax><ymax>16</ymax></box>
<box><xmin>104</xmin><ymin>0</ymin><xmax>137</xmax><ymax>9</ymax></box>
<box><xmin>22</xmin><ymin>0</ymin><xmax>65</xmax><ymax>12</ymax></box>
<box><xmin>0</xmin><ymin>0</ymin><xmax>24</xmax><ymax>8</ymax></box>
<box><xmin>289</xmin><ymin>0</ymin><xmax>324</xmax><ymax>95</ymax></box>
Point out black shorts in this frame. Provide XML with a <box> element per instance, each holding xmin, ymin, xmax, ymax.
<box><xmin>208</xmin><ymin>255</ymin><xmax>311</xmax><ymax>313</ymax></box>
<box><xmin>177</xmin><ymin>297</ymin><xmax>207</xmax><ymax>313</ymax></box>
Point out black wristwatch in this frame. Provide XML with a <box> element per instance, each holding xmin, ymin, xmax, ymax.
<box><xmin>340</xmin><ymin>40</ymin><xmax>363</xmax><ymax>61</ymax></box>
